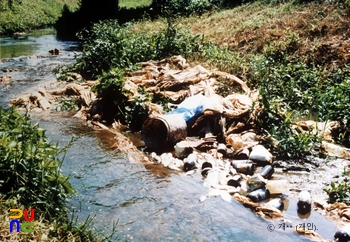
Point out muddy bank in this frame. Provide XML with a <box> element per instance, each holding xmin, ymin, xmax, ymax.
<box><xmin>9</xmin><ymin>55</ymin><xmax>350</xmax><ymax>241</ymax></box>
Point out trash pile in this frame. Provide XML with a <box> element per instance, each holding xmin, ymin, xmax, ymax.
<box><xmin>9</xmin><ymin>55</ymin><xmax>350</xmax><ymax>240</ymax></box>
<box><xmin>127</xmin><ymin>56</ymin><xmax>295</xmax><ymax>220</ymax></box>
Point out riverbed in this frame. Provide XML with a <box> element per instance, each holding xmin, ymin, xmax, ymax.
<box><xmin>0</xmin><ymin>29</ymin><xmax>340</xmax><ymax>241</ymax></box>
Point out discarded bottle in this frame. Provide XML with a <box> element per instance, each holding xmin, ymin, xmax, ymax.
<box><xmin>246</xmin><ymin>174</ymin><xmax>267</xmax><ymax>192</ymax></box>
<box><xmin>183</xmin><ymin>153</ymin><xmax>197</xmax><ymax>172</ymax></box>
<box><xmin>259</xmin><ymin>165</ymin><xmax>274</xmax><ymax>179</ymax></box>
<box><xmin>334</xmin><ymin>224</ymin><xmax>350</xmax><ymax>242</ymax></box>
<box><xmin>227</xmin><ymin>175</ymin><xmax>241</xmax><ymax>188</ymax></box>
<box><xmin>217</xmin><ymin>143</ymin><xmax>227</xmax><ymax>154</ymax></box>
<box><xmin>266</xmin><ymin>198</ymin><xmax>284</xmax><ymax>211</ymax></box>
<box><xmin>265</xmin><ymin>180</ymin><xmax>289</xmax><ymax>194</ymax></box>
<box><xmin>184</xmin><ymin>160</ymin><xmax>196</xmax><ymax>172</ymax></box>
<box><xmin>231</xmin><ymin>160</ymin><xmax>253</xmax><ymax>167</ymax></box>
<box><xmin>234</xmin><ymin>148</ymin><xmax>250</xmax><ymax>159</ymax></box>
<box><xmin>247</xmin><ymin>188</ymin><xmax>270</xmax><ymax>202</ymax></box>
<box><xmin>234</xmin><ymin>163</ymin><xmax>255</xmax><ymax>175</ymax></box>
<box><xmin>201</xmin><ymin>162</ymin><xmax>212</xmax><ymax>177</ymax></box>
<box><xmin>202</xmin><ymin>161</ymin><xmax>213</xmax><ymax>170</ymax></box>
<box><xmin>249</xmin><ymin>145</ymin><xmax>273</xmax><ymax>164</ymax></box>
<box><xmin>297</xmin><ymin>190</ymin><xmax>312</xmax><ymax>215</ymax></box>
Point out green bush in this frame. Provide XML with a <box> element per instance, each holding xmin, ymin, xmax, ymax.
<box><xmin>90</xmin><ymin>68</ymin><xmax>150</xmax><ymax>128</ymax></box>
<box><xmin>72</xmin><ymin>19</ymin><xmax>207</xmax><ymax>79</ymax></box>
<box><xmin>151</xmin><ymin>0</ymin><xmax>214</xmax><ymax>16</ymax></box>
<box><xmin>249</xmin><ymin>44</ymin><xmax>350</xmax><ymax>157</ymax></box>
<box><xmin>0</xmin><ymin>106</ymin><xmax>74</xmax><ymax>218</ymax></box>
<box><xmin>324</xmin><ymin>177</ymin><xmax>350</xmax><ymax>204</ymax></box>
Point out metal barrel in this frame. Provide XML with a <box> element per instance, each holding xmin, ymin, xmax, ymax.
<box><xmin>141</xmin><ymin>114</ymin><xmax>187</xmax><ymax>149</ymax></box>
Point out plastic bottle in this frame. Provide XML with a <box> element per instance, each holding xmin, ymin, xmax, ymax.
<box><xmin>247</xmin><ymin>188</ymin><xmax>270</xmax><ymax>202</ymax></box>
<box><xmin>266</xmin><ymin>198</ymin><xmax>284</xmax><ymax>210</ymax></box>
<box><xmin>297</xmin><ymin>190</ymin><xmax>312</xmax><ymax>215</ymax></box>
<box><xmin>227</xmin><ymin>175</ymin><xmax>241</xmax><ymax>187</ymax></box>
<box><xmin>217</xmin><ymin>143</ymin><xmax>227</xmax><ymax>154</ymax></box>
<box><xmin>265</xmin><ymin>180</ymin><xmax>289</xmax><ymax>194</ymax></box>
<box><xmin>259</xmin><ymin>165</ymin><xmax>274</xmax><ymax>179</ymax></box>
<box><xmin>334</xmin><ymin>224</ymin><xmax>350</xmax><ymax>242</ymax></box>
<box><xmin>234</xmin><ymin>163</ymin><xmax>255</xmax><ymax>175</ymax></box>
<box><xmin>184</xmin><ymin>161</ymin><xmax>196</xmax><ymax>171</ymax></box>
<box><xmin>183</xmin><ymin>153</ymin><xmax>197</xmax><ymax>171</ymax></box>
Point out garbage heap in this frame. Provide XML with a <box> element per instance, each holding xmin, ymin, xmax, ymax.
<box><xmin>122</xmin><ymin>55</ymin><xmax>294</xmax><ymax>220</ymax></box>
<box><xmin>9</xmin><ymin>55</ymin><xmax>349</xmax><ymax>227</ymax></box>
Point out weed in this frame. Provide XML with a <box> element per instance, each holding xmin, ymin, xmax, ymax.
<box><xmin>324</xmin><ymin>177</ymin><xmax>350</xmax><ymax>205</ymax></box>
<box><xmin>0</xmin><ymin>107</ymin><xmax>109</xmax><ymax>241</ymax></box>
<box><xmin>55</xmin><ymin>96</ymin><xmax>80</xmax><ymax>112</ymax></box>
<box><xmin>0</xmin><ymin>106</ymin><xmax>74</xmax><ymax>218</ymax></box>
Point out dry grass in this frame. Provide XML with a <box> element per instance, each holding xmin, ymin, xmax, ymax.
<box><xmin>132</xmin><ymin>1</ymin><xmax>350</xmax><ymax>70</ymax></box>
<box><xmin>186</xmin><ymin>2</ymin><xmax>350</xmax><ymax>69</ymax></box>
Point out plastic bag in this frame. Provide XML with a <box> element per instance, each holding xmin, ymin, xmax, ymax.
<box><xmin>167</xmin><ymin>94</ymin><xmax>207</xmax><ymax>123</ymax></box>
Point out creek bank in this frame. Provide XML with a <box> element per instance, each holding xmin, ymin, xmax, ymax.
<box><xmin>10</xmin><ymin>55</ymin><xmax>350</xmax><ymax>241</ymax></box>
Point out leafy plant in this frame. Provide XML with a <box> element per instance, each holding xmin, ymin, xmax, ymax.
<box><xmin>91</xmin><ymin>68</ymin><xmax>151</xmax><ymax>129</ymax></box>
<box><xmin>151</xmin><ymin>0</ymin><xmax>214</xmax><ymax>17</ymax></box>
<box><xmin>324</xmin><ymin>177</ymin><xmax>350</xmax><ymax>205</ymax></box>
<box><xmin>0</xmin><ymin>106</ymin><xmax>74</xmax><ymax>219</ymax></box>
<box><xmin>70</xmin><ymin>18</ymin><xmax>209</xmax><ymax>79</ymax></box>
<box><xmin>55</xmin><ymin>96</ymin><xmax>80</xmax><ymax>112</ymax></box>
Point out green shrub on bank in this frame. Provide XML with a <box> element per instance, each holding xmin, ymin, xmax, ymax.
<box><xmin>64</xmin><ymin>19</ymin><xmax>217</xmax><ymax>127</ymax></box>
<box><xmin>73</xmin><ymin>19</ymin><xmax>208</xmax><ymax>79</ymax></box>
<box><xmin>248</xmin><ymin>44</ymin><xmax>350</xmax><ymax>152</ymax></box>
<box><xmin>151</xmin><ymin>0</ymin><xmax>215</xmax><ymax>16</ymax></box>
<box><xmin>324</xmin><ymin>176</ymin><xmax>350</xmax><ymax>205</ymax></box>
<box><xmin>0</xmin><ymin>106</ymin><xmax>74</xmax><ymax>218</ymax></box>
<box><xmin>0</xmin><ymin>106</ymin><xmax>107</xmax><ymax>241</ymax></box>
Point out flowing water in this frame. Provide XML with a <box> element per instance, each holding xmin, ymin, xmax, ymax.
<box><xmin>0</xmin><ymin>30</ymin><xmax>338</xmax><ymax>241</ymax></box>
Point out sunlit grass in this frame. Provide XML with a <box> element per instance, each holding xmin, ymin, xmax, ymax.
<box><xmin>119</xmin><ymin>0</ymin><xmax>152</xmax><ymax>8</ymax></box>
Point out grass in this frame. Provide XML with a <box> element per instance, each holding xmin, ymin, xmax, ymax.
<box><xmin>0</xmin><ymin>0</ymin><xmax>80</xmax><ymax>35</ymax></box>
<box><xmin>119</xmin><ymin>0</ymin><xmax>152</xmax><ymax>8</ymax></box>
<box><xmin>178</xmin><ymin>1</ymin><xmax>350</xmax><ymax>72</ymax></box>
<box><xmin>0</xmin><ymin>107</ymin><xmax>106</xmax><ymax>241</ymax></box>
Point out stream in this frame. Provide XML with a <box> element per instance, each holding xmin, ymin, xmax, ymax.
<box><xmin>0</xmin><ymin>29</ymin><xmax>339</xmax><ymax>241</ymax></box>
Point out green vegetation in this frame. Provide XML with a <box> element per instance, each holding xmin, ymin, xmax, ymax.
<box><xmin>0</xmin><ymin>107</ymin><xmax>106</xmax><ymax>241</ymax></box>
<box><xmin>324</xmin><ymin>164</ymin><xmax>350</xmax><ymax>204</ymax></box>
<box><xmin>56</xmin><ymin>96</ymin><xmax>80</xmax><ymax>112</ymax></box>
<box><xmin>72</xmin><ymin>19</ymin><xmax>210</xmax><ymax>78</ymax></box>
<box><xmin>324</xmin><ymin>177</ymin><xmax>350</xmax><ymax>205</ymax></box>
<box><xmin>60</xmin><ymin>18</ymin><xmax>216</xmax><ymax>128</ymax></box>
<box><xmin>151</xmin><ymin>0</ymin><xmax>215</xmax><ymax>16</ymax></box>
<box><xmin>0</xmin><ymin>106</ymin><xmax>73</xmax><ymax>215</ymax></box>
<box><xmin>119</xmin><ymin>0</ymin><xmax>152</xmax><ymax>8</ymax></box>
<box><xmin>0</xmin><ymin>0</ymin><xmax>79</xmax><ymax>35</ymax></box>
